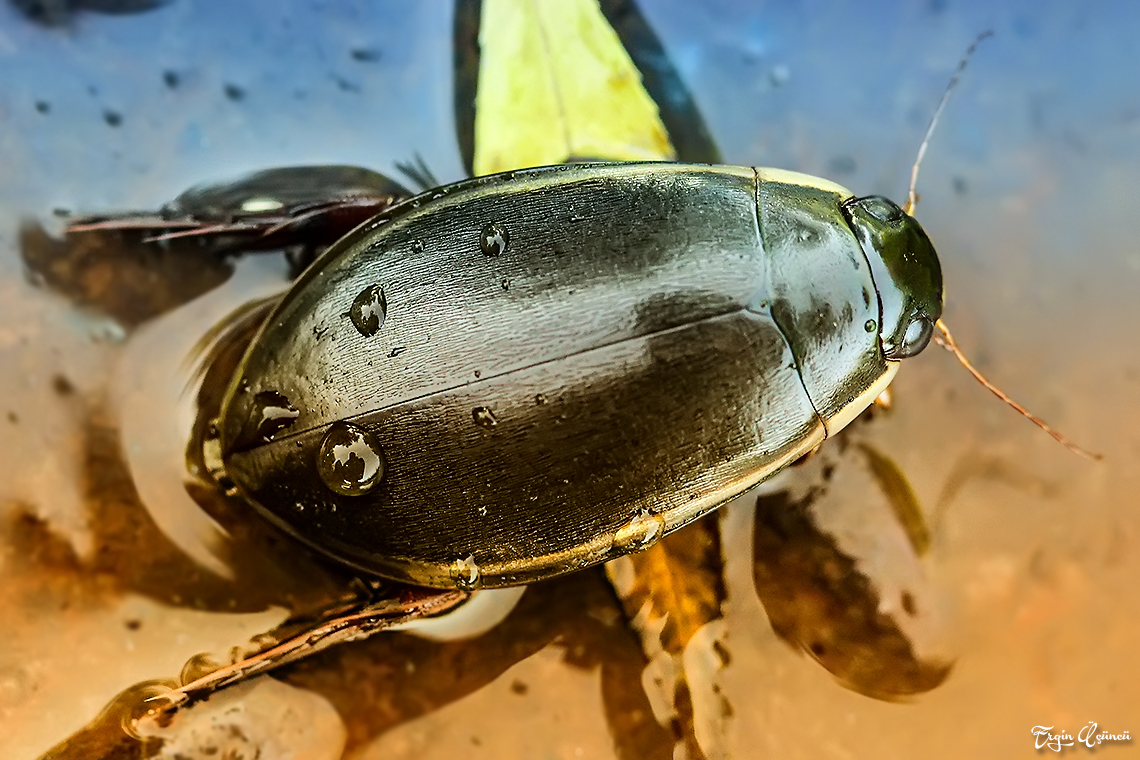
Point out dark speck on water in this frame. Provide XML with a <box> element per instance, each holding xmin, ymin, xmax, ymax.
<box><xmin>828</xmin><ymin>155</ymin><xmax>857</xmax><ymax>176</ymax></box>
<box><xmin>223</xmin><ymin>83</ymin><xmax>246</xmax><ymax>101</ymax></box>
<box><xmin>163</xmin><ymin>70</ymin><xmax>180</xmax><ymax>89</ymax></box>
<box><xmin>51</xmin><ymin>374</ymin><xmax>75</xmax><ymax>397</ymax></box>
<box><xmin>34</xmin><ymin>100</ymin><xmax>50</xmax><ymax>114</ymax></box>
<box><xmin>334</xmin><ymin>75</ymin><xmax>361</xmax><ymax>93</ymax></box>
<box><xmin>103</xmin><ymin>109</ymin><xmax>122</xmax><ymax>127</ymax></box>
<box><xmin>350</xmin><ymin>47</ymin><xmax>381</xmax><ymax>63</ymax></box>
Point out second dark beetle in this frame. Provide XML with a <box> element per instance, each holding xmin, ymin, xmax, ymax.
<box><xmin>215</xmin><ymin>160</ymin><xmax>942</xmax><ymax>589</ymax></box>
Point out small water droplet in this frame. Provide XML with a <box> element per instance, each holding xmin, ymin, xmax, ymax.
<box><xmin>474</xmin><ymin>369</ymin><xmax>482</xmax><ymax>378</ymax></box>
<box><xmin>252</xmin><ymin>390</ymin><xmax>299</xmax><ymax>440</ymax></box>
<box><xmin>864</xmin><ymin>318</ymin><xmax>877</xmax><ymax>333</ymax></box>
<box><xmin>388</xmin><ymin>346</ymin><xmax>407</xmax><ymax>358</ymax></box>
<box><xmin>534</xmin><ymin>393</ymin><xmax>547</xmax><ymax>405</ymax></box>
<box><xmin>611</xmin><ymin>509</ymin><xmax>665</xmax><ymax>554</ymax></box>
<box><xmin>472</xmin><ymin>406</ymin><xmax>498</xmax><ymax>428</ymax></box>
<box><xmin>478</xmin><ymin>505</ymin><xmax>488</xmax><ymax>517</ymax></box>
<box><xmin>350</xmin><ymin>284</ymin><xmax>387</xmax><ymax>337</ymax></box>
<box><xmin>411</xmin><ymin>239</ymin><xmax>425</xmax><ymax>253</ymax></box>
<box><xmin>479</xmin><ymin>222</ymin><xmax>509</xmax><ymax>256</ymax></box>
<box><xmin>500</xmin><ymin>277</ymin><xmax>510</xmax><ymax>291</ymax></box>
<box><xmin>317</xmin><ymin>422</ymin><xmax>385</xmax><ymax>496</ymax></box>
<box><xmin>449</xmin><ymin>554</ymin><xmax>482</xmax><ymax>590</ymax></box>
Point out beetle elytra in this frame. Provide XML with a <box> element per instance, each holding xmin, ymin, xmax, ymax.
<box><xmin>215</xmin><ymin>160</ymin><xmax>942</xmax><ymax>589</ymax></box>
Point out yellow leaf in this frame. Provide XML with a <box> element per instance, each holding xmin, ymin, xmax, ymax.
<box><xmin>473</xmin><ymin>0</ymin><xmax>674</xmax><ymax>175</ymax></box>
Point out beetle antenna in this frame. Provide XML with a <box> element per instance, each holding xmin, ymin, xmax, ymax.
<box><xmin>933</xmin><ymin>319</ymin><xmax>1102</xmax><ymax>460</ymax></box>
<box><xmin>905</xmin><ymin>30</ymin><xmax>993</xmax><ymax>215</ymax></box>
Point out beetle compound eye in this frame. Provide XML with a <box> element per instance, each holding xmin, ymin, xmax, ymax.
<box><xmin>316</xmin><ymin>421</ymin><xmax>386</xmax><ymax>496</ymax></box>
<box><xmin>860</xmin><ymin>196</ymin><xmax>905</xmax><ymax>226</ymax></box>
<box><xmin>841</xmin><ymin>196</ymin><xmax>943</xmax><ymax>361</ymax></box>
<box><xmin>897</xmin><ymin>317</ymin><xmax>935</xmax><ymax>358</ymax></box>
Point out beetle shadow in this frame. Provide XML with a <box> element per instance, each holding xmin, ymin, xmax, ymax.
<box><xmin>19</xmin><ymin>221</ymin><xmax>236</xmax><ymax>330</ymax></box>
<box><xmin>279</xmin><ymin>569</ymin><xmax>676</xmax><ymax>760</ymax></box>
<box><xmin>0</xmin><ymin>395</ymin><xmax>357</xmax><ymax>617</ymax></box>
<box><xmin>751</xmin><ymin>416</ymin><xmax>956</xmax><ymax>700</ymax></box>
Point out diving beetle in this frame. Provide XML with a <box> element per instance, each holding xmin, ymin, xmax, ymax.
<box><xmin>189</xmin><ymin>160</ymin><xmax>944</xmax><ymax>590</ymax></box>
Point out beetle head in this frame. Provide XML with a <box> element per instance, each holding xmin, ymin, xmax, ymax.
<box><xmin>841</xmin><ymin>196</ymin><xmax>943</xmax><ymax>360</ymax></box>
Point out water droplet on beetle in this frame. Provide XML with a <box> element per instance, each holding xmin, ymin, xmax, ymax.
<box><xmin>472</xmin><ymin>407</ymin><xmax>498</xmax><ymax>428</ymax></box>
<box><xmin>479</xmin><ymin>222</ymin><xmax>509</xmax><ymax>256</ymax></box>
<box><xmin>534</xmin><ymin>393</ymin><xmax>547</xmax><ymax>405</ymax></box>
<box><xmin>449</xmin><ymin>554</ymin><xmax>482</xmax><ymax>590</ymax></box>
<box><xmin>500</xmin><ymin>277</ymin><xmax>510</xmax><ymax>291</ymax></box>
<box><xmin>411</xmin><ymin>239</ymin><xmax>425</xmax><ymax>253</ymax></box>
<box><xmin>316</xmin><ymin>421</ymin><xmax>385</xmax><ymax>496</ymax></box>
<box><xmin>350</xmin><ymin>284</ymin><xmax>387</xmax><ymax>337</ymax></box>
<box><xmin>864</xmin><ymin>318</ymin><xmax>877</xmax><ymax>333</ymax></box>
<box><xmin>252</xmin><ymin>390</ymin><xmax>299</xmax><ymax>440</ymax></box>
<box><xmin>611</xmin><ymin>509</ymin><xmax>665</xmax><ymax>553</ymax></box>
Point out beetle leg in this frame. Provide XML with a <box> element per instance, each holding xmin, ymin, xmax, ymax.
<box><xmin>65</xmin><ymin>165</ymin><xmax>414</xmax><ymax>260</ymax></box>
<box><xmin>140</xmin><ymin>586</ymin><xmax>469</xmax><ymax>717</ymax></box>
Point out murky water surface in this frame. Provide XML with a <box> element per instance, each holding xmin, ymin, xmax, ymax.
<box><xmin>1</xmin><ymin>2</ymin><xmax>1137</xmax><ymax>759</ymax></box>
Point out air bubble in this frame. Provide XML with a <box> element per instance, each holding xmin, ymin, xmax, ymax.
<box><xmin>449</xmin><ymin>554</ymin><xmax>482</xmax><ymax>590</ymax></box>
<box><xmin>251</xmin><ymin>390</ymin><xmax>299</xmax><ymax>440</ymax></box>
<box><xmin>316</xmin><ymin>422</ymin><xmax>385</xmax><ymax>496</ymax></box>
<box><xmin>179</xmin><ymin>653</ymin><xmax>223</xmax><ymax>685</ymax></box>
<box><xmin>479</xmin><ymin>222</ymin><xmax>509</xmax><ymax>256</ymax></box>
<box><xmin>472</xmin><ymin>406</ymin><xmax>498</xmax><ymax>428</ymax></box>
<box><xmin>864</xmin><ymin>319</ymin><xmax>877</xmax><ymax>333</ymax></box>
<box><xmin>350</xmin><ymin>284</ymin><xmax>387</xmax><ymax>337</ymax></box>
<box><xmin>611</xmin><ymin>509</ymin><xmax>665</xmax><ymax>553</ymax></box>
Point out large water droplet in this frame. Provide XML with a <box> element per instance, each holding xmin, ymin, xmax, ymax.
<box><xmin>411</xmin><ymin>239</ymin><xmax>425</xmax><ymax>253</ymax></box>
<box><xmin>479</xmin><ymin>222</ymin><xmax>509</xmax><ymax>256</ymax></box>
<box><xmin>252</xmin><ymin>390</ymin><xmax>299</xmax><ymax>440</ymax></box>
<box><xmin>864</xmin><ymin>318</ymin><xmax>877</xmax><ymax>333</ymax></box>
<box><xmin>316</xmin><ymin>421</ymin><xmax>385</xmax><ymax>496</ymax></box>
<box><xmin>611</xmin><ymin>509</ymin><xmax>665</xmax><ymax>554</ymax></box>
<box><xmin>472</xmin><ymin>407</ymin><xmax>498</xmax><ymax>428</ymax></box>
<box><xmin>350</xmin><ymin>284</ymin><xmax>387</xmax><ymax>337</ymax></box>
<box><xmin>449</xmin><ymin>554</ymin><xmax>482</xmax><ymax>590</ymax></box>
